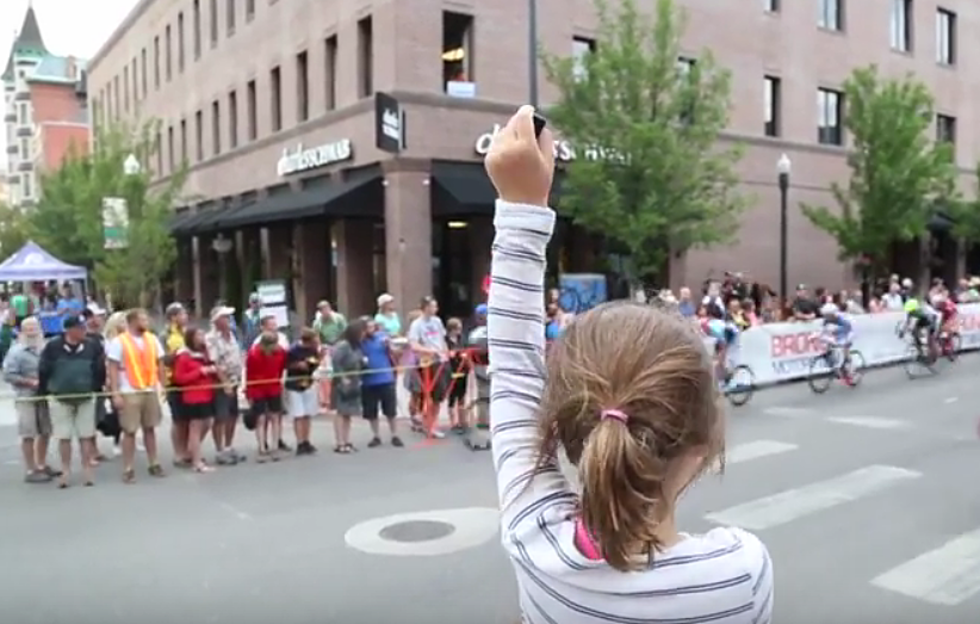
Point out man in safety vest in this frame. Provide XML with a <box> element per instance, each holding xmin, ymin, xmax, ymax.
<box><xmin>106</xmin><ymin>308</ymin><xmax>168</xmax><ymax>484</ymax></box>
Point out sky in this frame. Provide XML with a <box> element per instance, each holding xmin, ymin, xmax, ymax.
<box><xmin>0</xmin><ymin>0</ymin><xmax>139</xmax><ymax>165</ymax></box>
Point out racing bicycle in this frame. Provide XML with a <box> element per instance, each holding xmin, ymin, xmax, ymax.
<box><xmin>807</xmin><ymin>340</ymin><xmax>865</xmax><ymax>394</ymax></box>
<box><xmin>721</xmin><ymin>362</ymin><xmax>756</xmax><ymax>407</ymax></box>
<box><xmin>896</xmin><ymin>322</ymin><xmax>954</xmax><ymax>377</ymax></box>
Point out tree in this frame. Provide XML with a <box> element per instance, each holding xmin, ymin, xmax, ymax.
<box><xmin>0</xmin><ymin>201</ymin><xmax>32</xmax><ymax>259</ymax></box>
<box><xmin>29</xmin><ymin>120</ymin><xmax>188</xmax><ymax>307</ymax></box>
<box><xmin>947</xmin><ymin>164</ymin><xmax>980</xmax><ymax>245</ymax></box>
<box><xmin>801</xmin><ymin>65</ymin><xmax>956</xmax><ymax>279</ymax></box>
<box><xmin>540</xmin><ymin>0</ymin><xmax>745</xmax><ymax>281</ymax></box>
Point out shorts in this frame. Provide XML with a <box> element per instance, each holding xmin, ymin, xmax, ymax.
<box><xmin>286</xmin><ymin>387</ymin><xmax>319</xmax><ymax>418</ymax></box>
<box><xmin>119</xmin><ymin>392</ymin><xmax>163</xmax><ymax>434</ymax></box>
<box><xmin>49</xmin><ymin>399</ymin><xmax>97</xmax><ymax>440</ymax></box>
<box><xmin>361</xmin><ymin>383</ymin><xmax>397</xmax><ymax>420</ymax></box>
<box><xmin>447</xmin><ymin>372</ymin><xmax>468</xmax><ymax>407</ymax></box>
<box><xmin>417</xmin><ymin>363</ymin><xmax>449</xmax><ymax>404</ymax></box>
<box><xmin>180</xmin><ymin>401</ymin><xmax>214</xmax><ymax>420</ymax></box>
<box><xmin>213</xmin><ymin>388</ymin><xmax>239</xmax><ymax>420</ymax></box>
<box><xmin>251</xmin><ymin>396</ymin><xmax>283</xmax><ymax>415</ymax></box>
<box><xmin>166</xmin><ymin>392</ymin><xmax>184</xmax><ymax>421</ymax></box>
<box><xmin>16</xmin><ymin>400</ymin><xmax>51</xmax><ymax>438</ymax></box>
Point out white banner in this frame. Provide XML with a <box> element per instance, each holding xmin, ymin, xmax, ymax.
<box><xmin>731</xmin><ymin>304</ymin><xmax>980</xmax><ymax>385</ymax></box>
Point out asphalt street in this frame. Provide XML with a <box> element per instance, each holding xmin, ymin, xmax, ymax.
<box><xmin>1</xmin><ymin>357</ymin><xmax>979</xmax><ymax>624</ymax></box>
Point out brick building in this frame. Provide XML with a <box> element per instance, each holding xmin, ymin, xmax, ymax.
<box><xmin>2</xmin><ymin>5</ymin><xmax>89</xmax><ymax>209</ymax></box>
<box><xmin>85</xmin><ymin>0</ymin><xmax>977</xmax><ymax>320</ymax></box>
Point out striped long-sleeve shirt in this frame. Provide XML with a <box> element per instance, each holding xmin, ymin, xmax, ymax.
<box><xmin>488</xmin><ymin>200</ymin><xmax>773</xmax><ymax>624</ymax></box>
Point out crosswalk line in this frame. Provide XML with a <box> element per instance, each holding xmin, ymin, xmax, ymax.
<box><xmin>763</xmin><ymin>407</ymin><xmax>814</xmax><ymax>418</ymax></box>
<box><xmin>870</xmin><ymin>527</ymin><xmax>980</xmax><ymax>605</ymax></box>
<box><xmin>724</xmin><ymin>440</ymin><xmax>798</xmax><ymax>465</ymax></box>
<box><xmin>827</xmin><ymin>416</ymin><xmax>912</xmax><ymax>430</ymax></box>
<box><xmin>704</xmin><ymin>465</ymin><xmax>921</xmax><ymax>530</ymax></box>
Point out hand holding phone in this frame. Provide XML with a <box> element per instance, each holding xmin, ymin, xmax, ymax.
<box><xmin>533</xmin><ymin>112</ymin><xmax>547</xmax><ymax>138</ymax></box>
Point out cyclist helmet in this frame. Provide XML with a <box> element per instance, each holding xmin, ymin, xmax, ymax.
<box><xmin>903</xmin><ymin>298</ymin><xmax>920</xmax><ymax>313</ymax></box>
<box><xmin>820</xmin><ymin>302</ymin><xmax>839</xmax><ymax>316</ymax></box>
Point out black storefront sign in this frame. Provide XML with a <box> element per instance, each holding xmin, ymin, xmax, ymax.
<box><xmin>375</xmin><ymin>92</ymin><xmax>405</xmax><ymax>154</ymax></box>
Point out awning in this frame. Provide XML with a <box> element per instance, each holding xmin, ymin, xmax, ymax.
<box><xmin>168</xmin><ymin>209</ymin><xmax>196</xmax><ymax>231</ymax></box>
<box><xmin>219</xmin><ymin>166</ymin><xmax>384</xmax><ymax>229</ymax></box>
<box><xmin>172</xmin><ymin>207</ymin><xmax>218</xmax><ymax>235</ymax></box>
<box><xmin>431</xmin><ymin>160</ymin><xmax>562</xmax><ymax>216</ymax></box>
<box><xmin>193</xmin><ymin>201</ymin><xmax>255</xmax><ymax>234</ymax></box>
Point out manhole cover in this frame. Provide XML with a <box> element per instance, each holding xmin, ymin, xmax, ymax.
<box><xmin>379</xmin><ymin>520</ymin><xmax>455</xmax><ymax>543</ymax></box>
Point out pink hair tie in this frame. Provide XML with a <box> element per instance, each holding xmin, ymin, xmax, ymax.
<box><xmin>600</xmin><ymin>409</ymin><xmax>629</xmax><ymax>423</ymax></box>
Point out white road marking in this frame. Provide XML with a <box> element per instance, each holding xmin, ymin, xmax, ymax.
<box><xmin>871</xmin><ymin>527</ymin><xmax>980</xmax><ymax>605</ymax></box>
<box><xmin>344</xmin><ymin>507</ymin><xmax>500</xmax><ymax>556</ymax></box>
<box><xmin>827</xmin><ymin>416</ymin><xmax>912</xmax><ymax>430</ymax></box>
<box><xmin>704</xmin><ymin>465</ymin><xmax>921</xmax><ymax>530</ymax></box>
<box><xmin>216</xmin><ymin>501</ymin><xmax>252</xmax><ymax>521</ymax></box>
<box><xmin>724</xmin><ymin>440</ymin><xmax>798</xmax><ymax>465</ymax></box>
<box><xmin>944</xmin><ymin>397</ymin><xmax>958</xmax><ymax>404</ymax></box>
<box><xmin>762</xmin><ymin>407</ymin><xmax>814</xmax><ymax>418</ymax></box>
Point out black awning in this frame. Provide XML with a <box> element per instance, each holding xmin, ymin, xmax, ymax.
<box><xmin>169</xmin><ymin>210</ymin><xmax>195</xmax><ymax>231</ymax></box>
<box><xmin>193</xmin><ymin>201</ymin><xmax>254</xmax><ymax>234</ymax></box>
<box><xmin>431</xmin><ymin>160</ymin><xmax>563</xmax><ymax>216</ymax></box>
<box><xmin>172</xmin><ymin>209</ymin><xmax>217</xmax><ymax>235</ymax></box>
<box><xmin>220</xmin><ymin>167</ymin><xmax>384</xmax><ymax>229</ymax></box>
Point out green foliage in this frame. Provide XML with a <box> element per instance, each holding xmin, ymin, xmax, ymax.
<box><xmin>947</xmin><ymin>163</ymin><xmax>980</xmax><ymax>243</ymax></box>
<box><xmin>540</xmin><ymin>0</ymin><xmax>745</xmax><ymax>279</ymax></box>
<box><xmin>29</xmin><ymin>120</ymin><xmax>188</xmax><ymax>307</ymax></box>
<box><xmin>0</xmin><ymin>201</ymin><xmax>32</xmax><ymax>258</ymax></box>
<box><xmin>801</xmin><ymin>65</ymin><xmax>956</xmax><ymax>271</ymax></box>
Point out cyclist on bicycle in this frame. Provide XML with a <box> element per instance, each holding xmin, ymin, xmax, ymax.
<box><xmin>820</xmin><ymin>303</ymin><xmax>854</xmax><ymax>380</ymax></box>
<box><xmin>902</xmin><ymin>296</ymin><xmax>940</xmax><ymax>358</ymax></box>
<box><xmin>705</xmin><ymin>306</ymin><xmax>739</xmax><ymax>391</ymax></box>
<box><xmin>932</xmin><ymin>291</ymin><xmax>958</xmax><ymax>335</ymax></box>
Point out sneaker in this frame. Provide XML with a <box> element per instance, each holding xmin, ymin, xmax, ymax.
<box><xmin>428</xmin><ymin>429</ymin><xmax>446</xmax><ymax>440</ymax></box>
<box><xmin>230</xmin><ymin>448</ymin><xmax>247</xmax><ymax>463</ymax></box>
<box><xmin>256</xmin><ymin>452</ymin><xmax>268</xmax><ymax>464</ymax></box>
<box><xmin>270</xmin><ymin>450</ymin><xmax>281</xmax><ymax>462</ymax></box>
<box><xmin>391</xmin><ymin>436</ymin><xmax>404</xmax><ymax>448</ymax></box>
<box><xmin>25</xmin><ymin>470</ymin><xmax>52</xmax><ymax>484</ymax></box>
<box><xmin>41</xmin><ymin>465</ymin><xmax>62</xmax><ymax>478</ymax></box>
<box><xmin>215</xmin><ymin>451</ymin><xmax>236</xmax><ymax>466</ymax></box>
<box><xmin>278</xmin><ymin>440</ymin><xmax>291</xmax><ymax>453</ymax></box>
<box><xmin>305</xmin><ymin>442</ymin><xmax>317</xmax><ymax>454</ymax></box>
<box><xmin>367</xmin><ymin>437</ymin><xmax>382</xmax><ymax>448</ymax></box>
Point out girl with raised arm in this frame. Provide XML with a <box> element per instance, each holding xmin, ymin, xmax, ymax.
<box><xmin>485</xmin><ymin>106</ymin><xmax>773</xmax><ymax>624</ymax></box>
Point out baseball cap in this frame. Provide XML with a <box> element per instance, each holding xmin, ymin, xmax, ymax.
<box><xmin>475</xmin><ymin>303</ymin><xmax>488</xmax><ymax>315</ymax></box>
<box><xmin>63</xmin><ymin>315</ymin><xmax>85</xmax><ymax>330</ymax></box>
<box><xmin>86</xmin><ymin>302</ymin><xmax>106</xmax><ymax>316</ymax></box>
<box><xmin>165</xmin><ymin>302</ymin><xmax>185</xmax><ymax>318</ymax></box>
<box><xmin>211</xmin><ymin>305</ymin><xmax>235</xmax><ymax>322</ymax></box>
<box><xmin>377</xmin><ymin>293</ymin><xmax>394</xmax><ymax>307</ymax></box>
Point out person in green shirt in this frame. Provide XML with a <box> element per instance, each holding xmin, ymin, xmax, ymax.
<box><xmin>313</xmin><ymin>300</ymin><xmax>347</xmax><ymax>346</ymax></box>
<box><xmin>10</xmin><ymin>288</ymin><xmax>31</xmax><ymax>325</ymax></box>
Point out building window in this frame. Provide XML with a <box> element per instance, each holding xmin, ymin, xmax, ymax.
<box><xmin>325</xmin><ymin>35</ymin><xmax>337</xmax><ymax>110</ymax></box>
<box><xmin>194</xmin><ymin>111</ymin><xmax>203</xmax><ymax>160</ymax></box>
<box><xmin>890</xmin><ymin>0</ymin><xmax>912</xmax><ymax>52</ymax></box>
<box><xmin>212</xmin><ymin>100</ymin><xmax>221</xmax><ymax>155</ymax></box>
<box><xmin>229</xmin><ymin>90</ymin><xmax>238</xmax><ymax>148</ymax></box>
<box><xmin>20</xmin><ymin>138</ymin><xmax>29</xmax><ymax>159</ymax></box>
<box><xmin>154</xmin><ymin>36</ymin><xmax>160</xmax><ymax>88</ymax></box>
<box><xmin>296</xmin><ymin>50</ymin><xmax>309</xmax><ymax>122</ymax></box>
<box><xmin>818</xmin><ymin>88</ymin><xmax>843</xmax><ymax>145</ymax></box>
<box><xmin>764</xmin><ymin>0</ymin><xmax>779</xmax><ymax>12</ymax></box>
<box><xmin>18</xmin><ymin>102</ymin><xmax>27</xmax><ymax>124</ymax></box>
<box><xmin>210</xmin><ymin>0</ymin><xmax>219</xmax><ymax>47</ymax></box>
<box><xmin>227</xmin><ymin>0</ymin><xmax>235</xmax><ymax>34</ymax></box>
<box><xmin>270</xmin><ymin>65</ymin><xmax>282</xmax><ymax>131</ymax></box>
<box><xmin>937</xmin><ymin>114</ymin><xmax>956</xmax><ymax>145</ymax></box>
<box><xmin>193</xmin><ymin>0</ymin><xmax>202</xmax><ymax>59</ymax></box>
<box><xmin>155</xmin><ymin>130</ymin><xmax>163</xmax><ymax>175</ymax></box>
<box><xmin>442</xmin><ymin>12</ymin><xmax>474</xmax><ymax>92</ymax></box>
<box><xmin>104</xmin><ymin>84</ymin><xmax>112</xmax><ymax>119</ymax></box>
<box><xmin>819</xmin><ymin>0</ymin><xmax>842</xmax><ymax>31</ymax></box>
<box><xmin>180</xmin><ymin>118</ymin><xmax>188</xmax><ymax>163</ymax></box>
<box><xmin>167</xmin><ymin>124</ymin><xmax>175</xmax><ymax>170</ymax></box>
<box><xmin>936</xmin><ymin>9</ymin><xmax>956</xmax><ymax>65</ymax></box>
<box><xmin>764</xmin><ymin>76</ymin><xmax>781</xmax><ymax>137</ymax></box>
<box><xmin>572</xmin><ymin>37</ymin><xmax>595</xmax><ymax>81</ymax></box>
<box><xmin>22</xmin><ymin>173</ymin><xmax>31</xmax><ymax>199</ymax></box>
<box><xmin>246</xmin><ymin>0</ymin><xmax>255</xmax><ymax>21</ymax></box>
<box><xmin>123</xmin><ymin>66</ymin><xmax>130</xmax><ymax>112</ymax></box>
<box><xmin>357</xmin><ymin>16</ymin><xmax>373</xmax><ymax>98</ymax></box>
<box><xmin>113</xmin><ymin>76</ymin><xmax>120</xmax><ymax>116</ymax></box>
<box><xmin>132</xmin><ymin>59</ymin><xmax>139</xmax><ymax>104</ymax></box>
<box><xmin>165</xmin><ymin>24</ymin><xmax>172</xmax><ymax>81</ymax></box>
<box><xmin>177</xmin><ymin>12</ymin><xmax>185</xmax><ymax>71</ymax></box>
<box><xmin>141</xmin><ymin>48</ymin><xmax>148</xmax><ymax>96</ymax></box>
<box><xmin>246</xmin><ymin>79</ymin><xmax>257</xmax><ymax>140</ymax></box>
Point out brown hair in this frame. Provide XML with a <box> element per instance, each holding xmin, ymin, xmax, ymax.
<box><xmin>183</xmin><ymin>327</ymin><xmax>205</xmax><ymax>352</ymax></box>
<box><xmin>125</xmin><ymin>308</ymin><xmax>145</xmax><ymax>324</ymax></box>
<box><xmin>446</xmin><ymin>317</ymin><xmax>462</xmax><ymax>332</ymax></box>
<box><xmin>537</xmin><ymin>302</ymin><xmax>723</xmax><ymax>571</ymax></box>
<box><xmin>299</xmin><ymin>327</ymin><xmax>318</xmax><ymax>344</ymax></box>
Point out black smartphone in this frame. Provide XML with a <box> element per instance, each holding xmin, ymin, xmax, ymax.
<box><xmin>533</xmin><ymin>112</ymin><xmax>547</xmax><ymax>138</ymax></box>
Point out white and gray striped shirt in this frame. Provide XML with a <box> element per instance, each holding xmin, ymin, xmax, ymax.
<box><xmin>488</xmin><ymin>200</ymin><xmax>773</xmax><ymax>624</ymax></box>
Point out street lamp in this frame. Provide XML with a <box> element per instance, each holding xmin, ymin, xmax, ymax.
<box><xmin>777</xmin><ymin>153</ymin><xmax>791</xmax><ymax>304</ymax></box>
<box><xmin>528</xmin><ymin>0</ymin><xmax>538</xmax><ymax>107</ymax></box>
<box><xmin>123</xmin><ymin>153</ymin><xmax>141</xmax><ymax>176</ymax></box>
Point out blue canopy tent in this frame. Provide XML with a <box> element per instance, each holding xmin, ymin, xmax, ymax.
<box><xmin>0</xmin><ymin>241</ymin><xmax>87</xmax><ymax>282</ymax></box>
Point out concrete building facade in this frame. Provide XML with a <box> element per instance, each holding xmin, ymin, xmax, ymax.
<box><xmin>85</xmin><ymin>0</ymin><xmax>980</xmax><ymax>320</ymax></box>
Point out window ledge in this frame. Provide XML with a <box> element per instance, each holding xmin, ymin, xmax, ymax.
<box><xmin>890</xmin><ymin>48</ymin><xmax>914</xmax><ymax>57</ymax></box>
<box><xmin>936</xmin><ymin>61</ymin><xmax>956</xmax><ymax>69</ymax></box>
<box><xmin>817</xmin><ymin>26</ymin><xmax>846</xmax><ymax>36</ymax></box>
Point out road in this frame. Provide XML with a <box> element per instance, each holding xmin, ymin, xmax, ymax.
<box><xmin>1</xmin><ymin>358</ymin><xmax>979</xmax><ymax>623</ymax></box>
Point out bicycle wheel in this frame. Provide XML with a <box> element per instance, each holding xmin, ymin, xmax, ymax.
<box><xmin>845</xmin><ymin>350</ymin><xmax>866</xmax><ymax>387</ymax></box>
<box><xmin>902</xmin><ymin>345</ymin><xmax>930</xmax><ymax>378</ymax></box>
<box><xmin>807</xmin><ymin>355</ymin><xmax>833</xmax><ymax>394</ymax></box>
<box><xmin>726</xmin><ymin>365</ymin><xmax>755</xmax><ymax>407</ymax></box>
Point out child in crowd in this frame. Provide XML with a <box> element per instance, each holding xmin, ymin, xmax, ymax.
<box><xmin>445</xmin><ymin>317</ymin><xmax>469</xmax><ymax>433</ymax></box>
<box><xmin>484</xmin><ymin>105</ymin><xmax>771</xmax><ymax>623</ymax></box>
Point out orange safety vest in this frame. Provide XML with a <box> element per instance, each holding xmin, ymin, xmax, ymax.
<box><xmin>119</xmin><ymin>332</ymin><xmax>159</xmax><ymax>390</ymax></box>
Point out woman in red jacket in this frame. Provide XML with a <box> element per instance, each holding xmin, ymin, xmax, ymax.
<box><xmin>245</xmin><ymin>330</ymin><xmax>287</xmax><ymax>463</ymax></box>
<box><xmin>173</xmin><ymin>327</ymin><xmax>220</xmax><ymax>473</ymax></box>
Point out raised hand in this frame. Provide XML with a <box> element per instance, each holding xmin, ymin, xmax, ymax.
<box><xmin>484</xmin><ymin>105</ymin><xmax>555</xmax><ymax>207</ymax></box>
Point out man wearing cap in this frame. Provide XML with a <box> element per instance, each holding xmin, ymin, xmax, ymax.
<box><xmin>206</xmin><ymin>305</ymin><xmax>245</xmax><ymax>465</ymax></box>
<box><xmin>161</xmin><ymin>302</ymin><xmax>190</xmax><ymax>466</ymax></box>
<box><xmin>37</xmin><ymin>314</ymin><xmax>106</xmax><ymax>487</ymax></box>
<box><xmin>374</xmin><ymin>294</ymin><xmax>401</xmax><ymax>336</ymax></box>
<box><xmin>791</xmin><ymin>284</ymin><xmax>818</xmax><ymax>321</ymax></box>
